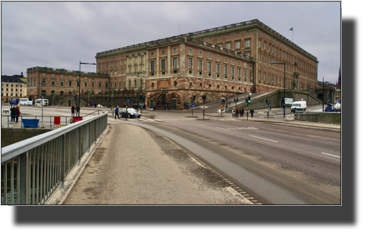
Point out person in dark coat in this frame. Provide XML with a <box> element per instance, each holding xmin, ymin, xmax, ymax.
<box><xmin>15</xmin><ymin>106</ymin><xmax>20</xmax><ymax>123</ymax></box>
<box><xmin>250</xmin><ymin>109</ymin><xmax>254</xmax><ymax>118</ymax></box>
<box><xmin>71</xmin><ymin>105</ymin><xmax>75</xmax><ymax>117</ymax></box>
<box><xmin>76</xmin><ymin>105</ymin><xmax>80</xmax><ymax>116</ymax></box>
<box><xmin>115</xmin><ymin>106</ymin><xmax>120</xmax><ymax>119</ymax></box>
<box><xmin>10</xmin><ymin>107</ymin><xmax>16</xmax><ymax>123</ymax></box>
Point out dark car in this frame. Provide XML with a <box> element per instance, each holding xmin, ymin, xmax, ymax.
<box><xmin>325</xmin><ymin>106</ymin><xmax>335</xmax><ymax>112</ymax></box>
<box><xmin>120</xmin><ymin>108</ymin><xmax>141</xmax><ymax>118</ymax></box>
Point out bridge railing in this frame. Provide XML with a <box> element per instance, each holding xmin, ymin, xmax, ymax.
<box><xmin>1</xmin><ymin>113</ymin><xmax>108</xmax><ymax>205</ymax></box>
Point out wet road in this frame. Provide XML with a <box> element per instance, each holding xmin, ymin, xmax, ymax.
<box><xmin>4</xmin><ymin>105</ymin><xmax>341</xmax><ymax>204</ymax></box>
<box><xmin>130</xmin><ymin>113</ymin><xmax>341</xmax><ymax>205</ymax></box>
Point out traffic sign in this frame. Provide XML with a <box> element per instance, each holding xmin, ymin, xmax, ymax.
<box><xmin>191</xmin><ymin>103</ymin><xmax>194</xmax><ymax>107</ymax></box>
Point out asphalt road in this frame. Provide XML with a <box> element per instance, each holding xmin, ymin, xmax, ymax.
<box><xmin>3</xmin><ymin>105</ymin><xmax>341</xmax><ymax>205</ymax></box>
<box><xmin>132</xmin><ymin>118</ymin><xmax>340</xmax><ymax>205</ymax></box>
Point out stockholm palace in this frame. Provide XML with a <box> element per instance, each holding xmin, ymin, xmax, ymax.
<box><xmin>26</xmin><ymin>19</ymin><xmax>318</xmax><ymax>109</ymax></box>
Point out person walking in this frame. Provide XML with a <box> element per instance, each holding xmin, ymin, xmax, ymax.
<box><xmin>76</xmin><ymin>105</ymin><xmax>80</xmax><ymax>116</ymax></box>
<box><xmin>10</xmin><ymin>107</ymin><xmax>15</xmax><ymax>123</ymax></box>
<box><xmin>115</xmin><ymin>106</ymin><xmax>120</xmax><ymax>119</ymax></box>
<box><xmin>232</xmin><ymin>108</ymin><xmax>235</xmax><ymax>117</ymax></box>
<box><xmin>235</xmin><ymin>107</ymin><xmax>239</xmax><ymax>117</ymax></box>
<box><xmin>71</xmin><ymin>105</ymin><xmax>75</xmax><ymax>117</ymax></box>
<box><xmin>15</xmin><ymin>106</ymin><xmax>20</xmax><ymax>123</ymax></box>
<box><xmin>250</xmin><ymin>109</ymin><xmax>254</xmax><ymax>118</ymax></box>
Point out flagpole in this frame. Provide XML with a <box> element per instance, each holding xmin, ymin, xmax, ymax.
<box><xmin>289</xmin><ymin>27</ymin><xmax>294</xmax><ymax>42</ymax></box>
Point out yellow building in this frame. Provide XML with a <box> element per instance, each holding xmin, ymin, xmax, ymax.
<box><xmin>1</xmin><ymin>75</ymin><xmax>27</xmax><ymax>102</ymax></box>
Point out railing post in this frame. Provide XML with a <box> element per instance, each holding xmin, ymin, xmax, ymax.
<box><xmin>60</xmin><ymin>135</ymin><xmax>65</xmax><ymax>189</ymax></box>
<box><xmin>19</xmin><ymin>152</ymin><xmax>29</xmax><ymax>205</ymax></box>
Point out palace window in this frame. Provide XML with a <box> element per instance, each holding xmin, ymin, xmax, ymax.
<box><xmin>151</xmin><ymin>61</ymin><xmax>155</xmax><ymax>71</ymax></box>
<box><xmin>226</xmin><ymin>42</ymin><xmax>231</xmax><ymax>50</ymax></box>
<box><xmin>207</xmin><ymin>61</ymin><xmax>212</xmax><ymax>72</ymax></box>
<box><xmin>173</xmin><ymin>47</ymin><xmax>177</xmax><ymax>53</ymax></box>
<box><xmin>235</xmin><ymin>41</ymin><xmax>240</xmax><ymax>49</ymax></box>
<box><xmin>188</xmin><ymin>58</ymin><xmax>192</xmax><ymax>69</ymax></box>
<box><xmin>173</xmin><ymin>58</ymin><xmax>178</xmax><ymax>68</ymax></box>
<box><xmin>245</xmin><ymin>39</ymin><xmax>250</xmax><ymax>48</ymax></box>
<box><xmin>224</xmin><ymin>65</ymin><xmax>227</xmax><ymax>75</ymax></box>
<box><xmin>198</xmin><ymin>60</ymin><xmax>203</xmax><ymax>71</ymax></box>
<box><xmin>161</xmin><ymin>59</ymin><xmax>166</xmax><ymax>70</ymax></box>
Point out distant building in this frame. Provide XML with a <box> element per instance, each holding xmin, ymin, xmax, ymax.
<box><xmin>1</xmin><ymin>74</ymin><xmax>27</xmax><ymax>102</ymax></box>
<box><xmin>26</xmin><ymin>67</ymin><xmax>109</xmax><ymax>99</ymax></box>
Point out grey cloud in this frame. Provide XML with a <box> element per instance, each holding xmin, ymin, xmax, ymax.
<box><xmin>1</xmin><ymin>2</ymin><xmax>340</xmax><ymax>83</ymax></box>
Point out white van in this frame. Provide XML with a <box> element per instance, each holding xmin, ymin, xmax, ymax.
<box><xmin>19</xmin><ymin>98</ymin><xmax>33</xmax><ymax>106</ymax></box>
<box><xmin>35</xmin><ymin>99</ymin><xmax>49</xmax><ymax>106</ymax></box>
<box><xmin>291</xmin><ymin>101</ymin><xmax>307</xmax><ymax>112</ymax></box>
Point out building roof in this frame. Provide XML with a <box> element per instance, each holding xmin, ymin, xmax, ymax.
<box><xmin>1</xmin><ymin>75</ymin><xmax>24</xmax><ymax>83</ymax></box>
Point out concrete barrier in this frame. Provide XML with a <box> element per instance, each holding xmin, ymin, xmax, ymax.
<box><xmin>295</xmin><ymin>112</ymin><xmax>341</xmax><ymax>124</ymax></box>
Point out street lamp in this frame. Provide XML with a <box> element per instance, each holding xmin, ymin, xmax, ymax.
<box><xmin>131</xmin><ymin>74</ymin><xmax>146</xmax><ymax>112</ymax></box>
<box><xmin>271</xmin><ymin>61</ymin><xmax>286</xmax><ymax>119</ymax></box>
<box><xmin>78</xmin><ymin>61</ymin><xmax>96</xmax><ymax>116</ymax></box>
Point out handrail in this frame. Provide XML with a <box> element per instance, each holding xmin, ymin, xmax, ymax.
<box><xmin>1</xmin><ymin>112</ymin><xmax>108</xmax><ymax>204</ymax></box>
<box><xmin>2</xmin><ymin>113</ymin><xmax>107</xmax><ymax>163</ymax></box>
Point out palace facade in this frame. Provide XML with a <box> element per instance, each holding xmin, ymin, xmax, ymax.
<box><xmin>27</xmin><ymin>19</ymin><xmax>319</xmax><ymax>110</ymax></box>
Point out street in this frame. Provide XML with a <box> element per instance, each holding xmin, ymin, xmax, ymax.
<box><xmin>2</xmin><ymin>104</ymin><xmax>341</xmax><ymax>204</ymax></box>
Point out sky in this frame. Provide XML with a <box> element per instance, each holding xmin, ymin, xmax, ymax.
<box><xmin>1</xmin><ymin>1</ymin><xmax>341</xmax><ymax>84</ymax></box>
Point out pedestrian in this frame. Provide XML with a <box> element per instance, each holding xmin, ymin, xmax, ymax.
<box><xmin>235</xmin><ymin>107</ymin><xmax>239</xmax><ymax>117</ymax></box>
<box><xmin>232</xmin><ymin>108</ymin><xmax>235</xmax><ymax>117</ymax></box>
<box><xmin>250</xmin><ymin>109</ymin><xmax>254</xmax><ymax>118</ymax></box>
<box><xmin>153</xmin><ymin>105</ymin><xmax>156</xmax><ymax>110</ymax></box>
<box><xmin>71</xmin><ymin>105</ymin><xmax>75</xmax><ymax>117</ymax></box>
<box><xmin>115</xmin><ymin>106</ymin><xmax>120</xmax><ymax>119</ymax></box>
<box><xmin>123</xmin><ymin>103</ymin><xmax>126</xmax><ymax>107</ymax></box>
<box><xmin>76</xmin><ymin>105</ymin><xmax>80</xmax><ymax>116</ymax></box>
<box><xmin>10</xmin><ymin>107</ymin><xmax>15</xmax><ymax>123</ymax></box>
<box><xmin>15</xmin><ymin>106</ymin><xmax>20</xmax><ymax>123</ymax></box>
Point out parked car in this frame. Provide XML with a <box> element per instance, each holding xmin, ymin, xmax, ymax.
<box><xmin>325</xmin><ymin>105</ymin><xmax>335</xmax><ymax>112</ymax></box>
<box><xmin>120</xmin><ymin>108</ymin><xmax>141</xmax><ymax>118</ymax></box>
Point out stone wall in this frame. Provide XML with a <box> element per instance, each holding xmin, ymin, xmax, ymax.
<box><xmin>295</xmin><ymin>113</ymin><xmax>341</xmax><ymax>124</ymax></box>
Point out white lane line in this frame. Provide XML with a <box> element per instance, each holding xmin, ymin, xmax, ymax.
<box><xmin>215</xmin><ymin>127</ymin><xmax>230</xmax><ymax>131</ymax></box>
<box><xmin>249</xmin><ymin>135</ymin><xmax>278</xmax><ymax>143</ymax></box>
<box><xmin>321</xmin><ymin>152</ymin><xmax>340</xmax><ymax>158</ymax></box>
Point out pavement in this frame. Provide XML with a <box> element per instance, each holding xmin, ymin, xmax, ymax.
<box><xmin>2</xmin><ymin>104</ymin><xmax>340</xmax><ymax>205</ymax></box>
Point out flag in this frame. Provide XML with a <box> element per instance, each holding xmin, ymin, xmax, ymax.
<box><xmin>289</xmin><ymin>27</ymin><xmax>293</xmax><ymax>31</ymax></box>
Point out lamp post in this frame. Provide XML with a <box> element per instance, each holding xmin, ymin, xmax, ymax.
<box><xmin>78</xmin><ymin>61</ymin><xmax>96</xmax><ymax>117</ymax></box>
<box><xmin>131</xmin><ymin>74</ymin><xmax>145</xmax><ymax>113</ymax></box>
<box><xmin>271</xmin><ymin>61</ymin><xmax>286</xmax><ymax>119</ymax></box>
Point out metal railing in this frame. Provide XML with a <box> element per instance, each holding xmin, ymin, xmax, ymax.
<box><xmin>1</xmin><ymin>111</ymin><xmax>103</xmax><ymax>128</ymax></box>
<box><xmin>1</xmin><ymin>113</ymin><xmax>108</xmax><ymax>205</ymax></box>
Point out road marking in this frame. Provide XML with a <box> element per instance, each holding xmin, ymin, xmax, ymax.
<box><xmin>216</xmin><ymin>127</ymin><xmax>230</xmax><ymax>131</ymax></box>
<box><xmin>249</xmin><ymin>135</ymin><xmax>278</xmax><ymax>143</ymax></box>
<box><xmin>321</xmin><ymin>152</ymin><xmax>340</xmax><ymax>158</ymax></box>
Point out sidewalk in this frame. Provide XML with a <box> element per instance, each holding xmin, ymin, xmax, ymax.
<box><xmin>60</xmin><ymin>121</ymin><xmax>255</xmax><ymax>205</ymax></box>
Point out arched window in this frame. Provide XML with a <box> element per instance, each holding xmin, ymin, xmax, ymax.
<box><xmin>68</xmin><ymin>91</ymin><xmax>72</xmax><ymax>95</ymax></box>
<box><xmin>174</xmin><ymin>81</ymin><xmax>177</xmax><ymax>87</ymax></box>
<box><xmin>41</xmin><ymin>90</ymin><xmax>46</xmax><ymax>96</ymax></box>
<box><xmin>51</xmin><ymin>90</ymin><xmax>55</xmax><ymax>96</ymax></box>
<box><xmin>60</xmin><ymin>91</ymin><xmax>64</xmax><ymax>96</ymax></box>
